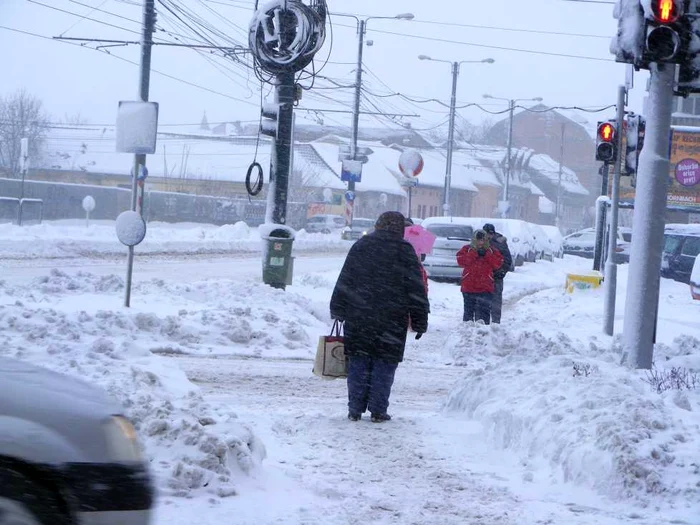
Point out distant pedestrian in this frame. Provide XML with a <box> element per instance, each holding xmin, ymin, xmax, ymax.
<box><xmin>330</xmin><ymin>211</ymin><xmax>430</xmax><ymax>423</ymax></box>
<box><xmin>456</xmin><ymin>229</ymin><xmax>504</xmax><ymax>324</ymax></box>
<box><xmin>483</xmin><ymin>223</ymin><xmax>513</xmax><ymax>324</ymax></box>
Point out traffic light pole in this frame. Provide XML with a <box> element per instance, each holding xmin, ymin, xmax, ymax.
<box><xmin>267</xmin><ymin>72</ymin><xmax>295</xmax><ymax>225</ymax></box>
<box><xmin>593</xmin><ymin>163</ymin><xmax>610</xmax><ymax>272</ymax></box>
<box><xmin>622</xmin><ymin>63</ymin><xmax>675</xmax><ymax>369</ymax></box>
<box><xmin>603</xmin><ymin>85</ymin><xmax>626</xmax><ymax>336</ymax></box>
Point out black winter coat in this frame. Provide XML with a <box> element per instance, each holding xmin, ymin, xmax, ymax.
<box><xmin>490</xmin><ymin>232</ymin><xmax>513</xmax><ymax>279</ymax></box>
<box><xmin>330</xmin><ymin>229</ymin><xmax>430</xmax><ymax>363</ymax></box>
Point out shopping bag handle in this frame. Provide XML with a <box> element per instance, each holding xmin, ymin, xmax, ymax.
<box><xmin>330</xmin><ymin>319</ymin><xmax>344</xmax><ymax>337</ymax></box>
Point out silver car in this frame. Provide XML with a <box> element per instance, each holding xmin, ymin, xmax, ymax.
<box><xmin>0</xmin><ymin>357</ymin><xmax>153</xmax><ymax>525</ymax></box>
<box><xmin>422</xmin><ymin>221</ymin><xmax>474</xmax><ymax>282</ymax></box>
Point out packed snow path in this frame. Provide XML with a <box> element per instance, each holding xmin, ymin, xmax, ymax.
<box><xmin>159</xmin><ymin>353</ymin><xmax>679</xmax><ymax>525</ymax></box>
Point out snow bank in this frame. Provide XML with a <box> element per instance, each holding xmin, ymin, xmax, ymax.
<box><xmin>444</xmin><ymin>322</ymin><xmax>700</xmax><ymax>509</ymax></box>
<box><xmin>0</xmin><ymin>220</ymin><xmax>350</xmax><ymax>259</ymax></box>
<box><xmin>0</xmin><ymin>271</ymin><xmax>267</xmax><ymax>498</ymax></box>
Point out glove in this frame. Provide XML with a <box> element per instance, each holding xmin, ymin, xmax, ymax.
<box><xmin>477</xmin><ymin>248</ymin><xmax>486</xmax><ymax>257</ymax></box>
<box><xmin>415</xmin><ymin>332</ymin><xmax>424</xmax><ymax>340</ymax></box>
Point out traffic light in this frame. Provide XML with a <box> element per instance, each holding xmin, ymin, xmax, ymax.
<box><xmin>596</xmin><ymin>121</ymin><xmax>617</xmax><ymax>163</ymax></box>
<box><xmin>644</xmin><ymin>0</ymin><xmax>686</xmax><ymax>63</ymax></box>
<box><xmin>625</xmin><ymin>114</ymin><xmax>646</xmax><ymax>178</ymax></box>
<box><xmin>260</xmin><ymin>102</ymin><xmax>279</xmax><ymax>138</ymax></box>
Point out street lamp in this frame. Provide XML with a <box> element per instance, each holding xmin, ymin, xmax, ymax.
<box><xmin>419</xmin><ymin>56</ymin><xmax>495</xmax><ymax>217</ymax></box>
<box><xmin>330</xmin><ymin>12</ymin><xmax>414</xmax><ymax>224</ymax></box>
<box><xmin>483</xmin><ymin>94</ymin><xmax>543</xmax><ymax>218</ymax></box>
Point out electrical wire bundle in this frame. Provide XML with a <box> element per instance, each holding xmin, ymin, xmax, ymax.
<box><xmin>248</xmin><ymin>0</ymin><xmax>327</xmax><ymax>76</ymax></box>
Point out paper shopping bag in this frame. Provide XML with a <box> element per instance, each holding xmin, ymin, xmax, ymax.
<box><xmin>312</xmin><ymin>320</ymin><xmax>347</xmax><ymax>379</ymax></box>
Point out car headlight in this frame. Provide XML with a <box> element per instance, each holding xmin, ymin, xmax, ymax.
<box><xmin>362</xmin><ymin>231</ymin><xmax>367</xmax><ymax>236</ymax></box>
<box><xmin>103</xmin><ymin>415</ymin><xmax>143</xmax><ymax>462</ymax></box>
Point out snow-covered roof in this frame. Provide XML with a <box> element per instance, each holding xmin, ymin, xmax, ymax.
<box><xmin>39</xmin><ymin>126</ymin><xmax>346</xmax><ymax>190</ymax></box>
<box><xmin>527</xmin><ymin>154</ymin><xmax>589</xmax><ymax>196</ymax></box>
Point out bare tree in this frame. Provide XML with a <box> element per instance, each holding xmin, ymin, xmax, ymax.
<box><xmin>0</xmin><ymin>90</ymin><xmax>49</xmax><ymax>177</ymax></box>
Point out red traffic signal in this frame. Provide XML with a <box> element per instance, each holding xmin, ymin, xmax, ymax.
<box><xmin>651</xmin><ymin>0</ymin><xmax>681</xmax><ymax>24</ymax></box>
<box><xmin>598</xmin><ymin>122</ymin><xmax>615</xmax><ymax>143</ymax></box>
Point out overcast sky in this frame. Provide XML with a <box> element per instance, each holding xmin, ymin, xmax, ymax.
<box><xmin>0</xmin><ymin>0</ymin><xmax>649</xmax><ymax>134</ymax></box>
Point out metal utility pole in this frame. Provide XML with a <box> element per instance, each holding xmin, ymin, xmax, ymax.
<box><xmin>623</xmin><ymin>64</ymin><xmax>675</xmax><ymax>369</ymax></box>
<box><xmin>555</xmin><ymin>123</ymin><xmax>565</xmax><ymax>227</ymax></box>
<box><xmin>593</xmin><ymin>164</ymin><xmax>610</xmax><ymax>271</ymax></box>
<box><xmin>124</xmin><ymin>0</ymin><xmax>155</xmax><ymax>308</ymax></box>
<box><xmin>443</xmin><ymin>61</ymin><xmax>459</xmax><ymax>217</ymax></box>
<box><xmin>347</xmin><ymin>18</ymin><xmax>365</xmax><ymax>225</ymax></box>
<box><xmin>270</xmin><ymin>72</ymin><xmax>296</xmax><ymax>225</ymax></box>
<box><xmin>504</xmin><ymin>99</ymin><xmax>515</xmax><ymax>217</ymax></box>
<box><xmin>603</xmin><ymin>85</ymin><xmax>627</xmax><ymax>336</ymax></box>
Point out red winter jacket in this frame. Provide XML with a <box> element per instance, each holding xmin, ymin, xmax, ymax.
<box><xmin>456</xmin><ymin>245</ymin><xmax>504</xmax><ymax>293</ymax></box>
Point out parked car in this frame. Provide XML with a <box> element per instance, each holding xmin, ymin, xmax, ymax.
<box><xmin>305</xmin><ymin>214</ymin><xmax>346</xmax><ymax>234</ymax></box>
<box><xmin>529</xmin><ymin>224</ymin><xmax>554</xmax><ymax>261</ymax></box>
<box><xmin>421</xmin><ymin>217</ymin><xmax>474</xmax><ymax>282</ymax></box>
<box><xmin>563</xmin><ymin>227</ymin><xmax>629</xmax><ymax>262</ymax></box>
<box><xmin>540</xmin><ymin>225</ymin><xmax>564</xmax><ymax>259</ymax></box>
<box><xmin>0</xmin><ymin>357</ymin><xmax>153</xmax><ymax>525</ymax></box>
<box><xmin>661</xmin><ymin>224</ymin><xmax>700</xmax><ymax>284</ymax></box>
<box><xmin>691</xmin><ymin>253</ymin><xmax>700</xmax><ymax>300</ymax></box>
<box><xmin>491</xmin><ymin>219</ymin><xmax>536</xmax><ymax>266</ymax></box>
<box><xmin>563</xmin><ymin>229</ymin><xmax>597</xmax><ymax>259</ymax></box>
<box><xmin>341</xmin><ymin>217</ymin><xmax>375</xmax><ymax>241</ymax></box>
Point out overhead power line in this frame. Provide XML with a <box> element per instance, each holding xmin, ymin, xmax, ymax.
<box><xmin>333</xmin><ymin>22</ymin><xmax>614</xmax><ymax>62</ymax></box>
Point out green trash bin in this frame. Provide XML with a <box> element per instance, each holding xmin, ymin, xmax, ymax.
<box><xmin>262</xmin><ymin>227</ymin><xmax>295</xmax><ymax>289</ymax></box>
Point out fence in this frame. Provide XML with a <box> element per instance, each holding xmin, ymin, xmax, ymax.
<box><xmin>0</xmin><ymin>178</ymin><xmax>307</xmax><ymax>228</ymax></box>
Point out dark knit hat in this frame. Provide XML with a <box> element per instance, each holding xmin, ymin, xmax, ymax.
<box><xmin>375</xmin><ymin>211</ymin><xmax>407</xmax><ymax>236</ymax></box>
<box><xmin>483</xmin><ymin>223</ymin><xmax>496</xmax><ymax>234</ymax></box>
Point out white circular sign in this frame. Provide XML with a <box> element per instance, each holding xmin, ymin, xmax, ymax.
<box><xmin>115</xmin><ymin>211</ymin><xmax>147</xmax><ymax>247</ymax></box>
<box><xmin>82</xmin><ymin>195</ymin><xmax>96</xmax><ymax>213</ymax></box>
<box><xmin>399</xmin><ymin>150</ymin><xmax>424</xmax><ymax>178</ymax></box>
<box><xmin>322</xmin><ymin>188</ymin><xmax>333</xmax><ymax>203</ymax></box>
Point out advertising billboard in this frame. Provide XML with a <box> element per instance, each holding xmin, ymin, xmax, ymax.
<box><xmin>614</xmin><ymin>126</ymin><xmax>700</xmax><ymax>210</ymax></box>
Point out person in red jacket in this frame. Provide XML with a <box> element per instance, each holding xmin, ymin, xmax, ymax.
<box><xmin>456</xmin><ymin>229</ymin><xmax>504</xmax><ymax>324</ymax></box>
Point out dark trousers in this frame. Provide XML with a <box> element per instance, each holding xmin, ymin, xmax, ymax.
<box><xmin>491</xmin><ymin>279</ymin><xmax>504</xmax><ymax>324</ymax></box>
<box><xmin>347</xmin><ymin>355</ymin><xmax>398</xmax><ymax>416</ymax></box>
<box><xmin>463</xmin><ymin>292</ymin><xmax>492</xmax><ymax>324</ymax></box>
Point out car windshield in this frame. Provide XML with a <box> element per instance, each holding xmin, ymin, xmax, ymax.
<box><xmin>426</xmin><ymin>224</ymin><xmax>473</xmax><ymax>239</ymax></box>
<box><xmin>352</xmin><ymin>219</ymin><xmax>374</xmax><ymax>229</ymax></box>
<box><xmin>664</xmin><ymin>235</ymin><xmax>683</xmax><ymax>253</ymax></box>
<box><xmin>681</xmin><ymin>236</ymin><xmax>700</xmax><ymax>257</ymax></box>
<box><xmin>621</xmin><ymin>232</ymin><xmax>632</xmax><ymax>242</ymax></box>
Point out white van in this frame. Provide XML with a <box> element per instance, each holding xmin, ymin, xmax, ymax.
<box><xmin>305</xmin><ymin>214</ymin><xmax>346</xmax><ymax>234</ymax></box>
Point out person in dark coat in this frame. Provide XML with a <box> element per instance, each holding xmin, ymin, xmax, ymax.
<box><xmin>456</xmin><ymin>229</ymin><xmax>504</xmax><ymax>324</ymax></box>
<box><xmin>330</xmin><ymin>211</ymin><xmax>429</xmax><ymax>423</ymax></box>
<box><xmin>483</xmin><ymin>223</ymin><xmax>513</xmax><ymax>324</ymax></box>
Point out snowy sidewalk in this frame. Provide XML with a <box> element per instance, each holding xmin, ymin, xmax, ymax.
<box><xmin>155</xmin><ymin>355</ymin><xmax>670</xmax><ymax>525</ymax></box>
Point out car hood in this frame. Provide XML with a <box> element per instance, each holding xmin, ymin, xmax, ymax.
<box><xmin>0</xmin><ymin>357</ymin><xmax>121</xmax><ymax>418</ymax></box>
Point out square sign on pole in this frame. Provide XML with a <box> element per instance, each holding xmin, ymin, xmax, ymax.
<box><xmin>341</xmin><ymin>159</ymin><xmax>363</xmax><ymax>183</ymax></box>
<box><xmin>116</xmin><ymin>101</ymin><xmax>159</xmax><ymax>154</ymax></box>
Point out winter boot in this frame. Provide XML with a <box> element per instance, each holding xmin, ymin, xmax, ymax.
<box><xmin>370</xmin><ymin>413</ymin><xmax>391</xmax><ymax>423</ymax></box>
<box><xmin>348</xmin><ymin>412</ymin><xmax>361</xmax><ymax>422</ymax></box>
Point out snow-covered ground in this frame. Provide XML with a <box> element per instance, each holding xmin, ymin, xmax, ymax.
<box><xmin>1</xmin><ymin>221</ymin><xmax>699</xmax><ymax>524</ymax></box>
<box><xmin>0</xmin><ymin>219</ymin><xmax>350</xmax><ymax>258</ymax></box>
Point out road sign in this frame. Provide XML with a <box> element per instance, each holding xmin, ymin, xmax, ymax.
<box><xmin>131</xmin><ymin>165</ymin><xmax>149</xmax><ymax>181</ymax></box>
<box><xmin>341</xmin><ymin>159</ymin><xmax>362</xmax><ymax>183</ymax></box>
<box><xmin>345</xmin><ymin>190</ymin><xmax>355</xmax><ymax>202</ymax></box>
<box><xmin>399</xmin><ymin>150</ymin><xmax>424</xmax><ymax>177</ymax></box>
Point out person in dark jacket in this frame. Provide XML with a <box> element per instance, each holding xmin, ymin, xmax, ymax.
<box><xmin>456</xmin><ymin>229</ymin><xmax>504</xmax><ymax>324</ymax></box>
<box><xmin>330</xmin><ymin>211</ymin><xmax>430</xmax><ymax>423</ymax></box>
<box><xmin>483</xmin><ymin>223</ymin><xmax>513</xmax><ymax>324</ymax></box>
